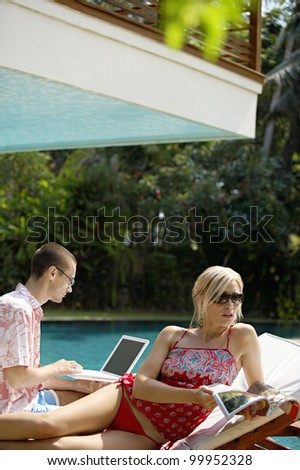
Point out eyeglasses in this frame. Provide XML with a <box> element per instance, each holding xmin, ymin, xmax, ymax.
<box><xmin>55</xmin><ymin>266</ymin><xmax>75</xmax><ymax>287</ymax></box>
<box><xmin>214</xmin><ymin>292</ymin><xmax>244</xmax><ymax>305</ymax></box>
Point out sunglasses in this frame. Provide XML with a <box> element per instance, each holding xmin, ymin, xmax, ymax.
<box><xmin>214</xmin><ymin>292</ymin><xmax>244</xmax><ymax>305</ymax></box>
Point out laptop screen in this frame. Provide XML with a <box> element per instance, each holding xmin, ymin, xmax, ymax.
<box><xmin>101</xmin><ymin>336</ymin><xmax>149</xmax><ymax>376</ymax></box>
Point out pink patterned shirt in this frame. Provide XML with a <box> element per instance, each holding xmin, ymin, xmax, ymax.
<box><xmin>0</xmin><ymin>283</ymin><xmax>43</xmax><ymax>413</ymax></box>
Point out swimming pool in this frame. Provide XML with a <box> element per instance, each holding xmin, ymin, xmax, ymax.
<box><xmin>40</xmin><ymin>319</ymin><xmax>300</xmax><ymax>450</ymax></box>
<box><xmin>41</xmin><ymin>320</ymin><xmax>185</xmax><ymax>371</ymax></box>
<box><xmin>41</xmin><ymin>319</ymin><xmax>300</xmax><ymax>371</ymax></box>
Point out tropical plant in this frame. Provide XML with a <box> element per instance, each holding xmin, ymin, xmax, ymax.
<box><xmin>0</xmin><ymin>153</ymin><xmax>63</xmax><ymax>291</ymax></box>
<box><xmin>262</xmin><ymin>0</ymin><xmax>300</xmax><ymax>165</ymax></box>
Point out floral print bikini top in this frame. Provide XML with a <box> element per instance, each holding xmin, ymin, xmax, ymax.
<box><xmin>122</xmin><ymin>328</ymin><xmax>238</xmax><ymax>442</ymax></box>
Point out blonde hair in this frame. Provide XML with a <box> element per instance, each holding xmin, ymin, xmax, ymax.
<box><xmin>190</xmin><ymin>266</ymin><xmax>244</xmax><ymax>328</ymax></box>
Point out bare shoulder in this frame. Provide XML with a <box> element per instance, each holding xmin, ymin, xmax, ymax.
<box><xmin>231</xmin><ymin>322</ymin><xmax>257</xmax><ymax>334</ymax></box>
<box><xmin>138</xmin><ymin>325</ymin><xmax>186</xmax><ymax>372</ymax></box>
<box><xmin>228</xmin><ymin>324</ymin><xmax>261</xmax><ymax>367</ymax></box>
<box><xmin>155</xmin><ymin>325</ymin><xmax>186</xmax><ymax>345</ymax></box>
<box><xmin>230</xmin><ymin>323</ymin><xmax>259</xmax><ymax>346</ymax></box>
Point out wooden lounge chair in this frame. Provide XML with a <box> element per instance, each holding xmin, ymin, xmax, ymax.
<box><xmin>169</xmin><ymin>333</ymin><xmax>300</xmax><ymax>450</ymax></box>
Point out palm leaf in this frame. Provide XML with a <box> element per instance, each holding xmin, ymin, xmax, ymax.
<box><xmin>265</xmin><ymin>48</ymin><xmax>300</xmax><ymax>85</ymax></box>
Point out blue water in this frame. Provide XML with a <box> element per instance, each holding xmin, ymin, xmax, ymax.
<box><xmin>40</xmin><ymin>320</ymin><xmax>300</xmax><ymax>450</ymax></box>
<box><xmin>40</xmin><ymin>319</ymin><xmax>300</xmax><ymax>370</ymax></box>
<box><xmin>41</xmin><ymin>320</ymin><xmax>186</xmax><ymax>371</ymax></box>
<box><xmin>0</xmin><ymin>68</ymin><xmax>224</xmax><ymax>154</ymax></box>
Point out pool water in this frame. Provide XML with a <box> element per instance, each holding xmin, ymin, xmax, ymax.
<box><xmin>41</xmin><ymin>320</ymin><xmax>184</xmax><ymax>371</ymax></box>
<box><xmin>40</xmin><ymin>320</ymin><xmax>300</xmax><ymax>450</ymax></box>
<box><xmin>41</xmin><ymin>319</ymin><xmax>300</xmax><ymax>370</ymax></box>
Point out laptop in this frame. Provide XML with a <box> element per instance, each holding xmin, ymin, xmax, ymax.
<box><xmin>68</xmin><ymin>335</ymin><xmax>149</xmax><ymax>382</ymax></box>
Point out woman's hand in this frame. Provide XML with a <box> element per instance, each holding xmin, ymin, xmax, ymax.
<box><xmin>194</xmin><ymin>386</ymin><xmax>217</xmax><ymax>411</ymax></box>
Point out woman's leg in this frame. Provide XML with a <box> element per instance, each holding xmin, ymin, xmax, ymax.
<box><xmin>0</xmin><ymin>383</ymin><xmax>121</xmax><ymax>441</ymax></box>
<box><xmin>58</xmin><ymin>431</ymin><xmax>159</xmax><ymax>450</ymax></box>
<box><xmin>0</xmin><ymin>430</ymin><xmax>159</xmax><ymax>450</ymax></box>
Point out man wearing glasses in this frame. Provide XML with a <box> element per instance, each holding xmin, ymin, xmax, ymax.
<box><xmin>0</xmin><ymin>243</ymin><xmax>96</xmax><ymax>414</ymax></box>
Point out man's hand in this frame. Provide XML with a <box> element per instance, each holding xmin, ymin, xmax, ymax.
<box><xmin>51</xmin><ymin>359</ymin><xmax>83</xmax><ymax>376</ymax></box>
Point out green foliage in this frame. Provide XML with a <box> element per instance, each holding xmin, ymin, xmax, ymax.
<box><xmin>1</xmin><ymin>134</ymin><xmax>300</xmax><ymax>319</ymax></box>
<box><xmin>0</xmin><ymin>153</ymin><xmax>63</xmax><ymax>292</ymax></box>
<box><xmin>1</xmin><ymin>3</ymin><xmax>300</xmax><ymax>320</ymax></box>
<box><xmin>262</xmin><ymin>0</ymin><xmax>300</xmax><ymax>165</ymax></box>
<box><xmin>161</xmin><ymin>0</ymin><xmax>244</xmax><ymax>60</ymax></box>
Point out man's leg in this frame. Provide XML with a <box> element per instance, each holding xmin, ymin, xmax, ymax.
<box><xmin>55</xmin><ymin>390</ymin><xmax>87</xmax><ymax>405</ymax></box>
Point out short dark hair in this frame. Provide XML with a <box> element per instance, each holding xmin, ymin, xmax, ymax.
<box><xmin>30</xmin><ymin>243</ymin><xmax>77</xmax><ymax>279</ymax></box>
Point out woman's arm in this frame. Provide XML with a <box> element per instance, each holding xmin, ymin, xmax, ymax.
<box><xmin>232</xmin><ymin>324</ymin><xmax>264</xmax><ymax>387</ymax></box>
<box><xmin>132</xmin><ymin>326</ymin><xmax>216</xmax><ymax>409</ymax></box>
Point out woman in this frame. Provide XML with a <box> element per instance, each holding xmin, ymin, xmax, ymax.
<box><xmin>0</xmin><ymin>266</ymin><xmax>263</xmax><ymax>450</ymax></box>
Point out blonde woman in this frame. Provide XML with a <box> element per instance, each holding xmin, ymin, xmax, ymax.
<box><xmin>0</xmin><ymin>266</ymin><xmax>263</xmax><ymax>450</ymax></box>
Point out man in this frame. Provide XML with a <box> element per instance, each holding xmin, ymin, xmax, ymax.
<box><xmin>0</xmin><ymin>242</ymin><xmax>97</xmax><ymax>414</ymax></box>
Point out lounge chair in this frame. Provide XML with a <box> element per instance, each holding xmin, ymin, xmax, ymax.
<box><xmin>169</xmin><ymin>333</ymin><xmax>300</xmax><ymax>450</ymax></box>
